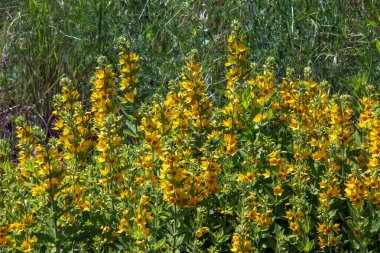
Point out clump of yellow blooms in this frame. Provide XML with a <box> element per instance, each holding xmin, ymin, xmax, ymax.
<box><xmin>357</xmin><ymin>93</ymin><xmax>380</xmax><ymax>207</ymax></box>
<box><xmin>20</xmin><ymin>235</ymin><xmax>36</xmax><ymax>252</ymax></box>
<box><xmin>225</xmin><ymin>22</ymin><xmax>250</xmax><ymax>91</ymax></box>
<box><xmin>139</xmin><ymin>52</ymin><xmax>220</xmax><ymax>208</ymax></box>
<box><xmin>119</xmin><ymin>43</ymin><xmax>140</xmax><ymax>103</ymax></box>
<box><xmin>2</xmin><ymin>26</ymin><xmax>380</xmax><ymax>252</ymax></box>
<box><xmin>51</xmin><ymin>78</ymin><xmax>95</xmax><ymax>222</ymax></box>
<box><xmin>0</xmin><ymin>225</ymin><xmax>14</xmax><ymax>248</ymax></box>
<box><xmin>91</xmin><ymin>63</ymin><xmax>118</xmax><ymax>127</ymax></box>
<box><xmin>53</xmin><ymin>78</ymin><xmax>94</xmax><ymax>166</ymax></box>
<box><xmin>221</xmin><ymin>22</ymin><xmax>248</xmax><ymax>151</ymax></box>
<box><xmin>230</xmin><ymin>232</ymin><xmax>255</xmax><ymax>253</ymax></box>
<box><xmin>15</xmin><ymin>118</ymin><xmax>39</xmax><ymax>173</ymax></box>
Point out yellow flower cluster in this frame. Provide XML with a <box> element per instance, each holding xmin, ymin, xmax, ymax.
<box><xmin>15</xmin><ymin>119</ymin><xmax>36</xmax><ymax>170</ymax></box>
<box><xmin>221</xmin><ymin>24</ymin><xmax>250</xmax><ymax>157</ymax></box>
<box><xmin>30</xmin><ymin>143</ymin><xmax>64</xmax><ymax>197</ymax></box>
<box><xmin>3</xmin><ymin>27</ymin><xmax>380</xmax><ymax>252</ymax></box>
<box><xmin>140</xmin><ymin>54</ymin><xmax>221</xmax><ymax>208</ymax></box>
<box><xmin>90</xmin><ymin>63</ymin><xmax>125</xmax><ymax>195</ymax></box>
<box><xmin>0</xmin><ymin>225</ymin><xmax>14</xmax><ymax>248</ymax></box>
<box><xmin>91</xmin><ymin>65</ymin><xmax>118</xmax><ymax>127</ymax></box>
<box><xmin>119</xmin><ymin>50</ymin><xmax>140</xmax><ymax>103</ymax></box>
<box><xmin>53</xmin><ymin>79</ymin><xmax>94</xmax><ymax>165</ymax></box>
<box><xmin>230</xmin><ymin>233</ymin><xmax>255</xmax><ymax>253</ymax></box>
<box><xmin>225</xmin><ymin>23</ymin><xmax>250</xmax><ymax>91</ymax></box>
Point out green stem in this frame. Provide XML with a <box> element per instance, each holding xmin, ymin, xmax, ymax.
<box><xmin>47</xmin><ymin>153</ymin><xmax>60</xmax><ymax>253</ymax></box>
<box><xmin>97</xmin><ymin>1</ymin><xmax>103</xmax><ymax>53</ymax></box>
<box><xmin>173</xmin><ymin>204</ymin><xmax>177</xmax><ymax>253</ymax></box>
<box><xmin>110</xmin><ymin>163</ymin><xmax>115</xmax><ymax>214</ymax></box>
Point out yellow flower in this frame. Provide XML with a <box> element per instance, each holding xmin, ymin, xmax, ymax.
<box><xmin>95</xmin><ymin>69</ymin><xmax>105</xmax><ymax>79</ymax></box>
<box><xmin>257</xmin><ymin>213</ymin><xmax>272</xmax><ymax>227</ymax></box>
<box><xmin>318</xmin><ymin>236</ymin><xmax>327</xmax><ymax>249</ymax></box>
<box><xmin>262</xmin><ymin>169</ymin><xmax>271</xmax><ymax>179</ymax></box>
<box><xmin>222</xmin><ymin>117</ymin><xmax>233</xmax><ymax>129</ymax></box>
<box><xmin>9</xmin><ymin>223</ymin><xmax>24</xmax><ymax>233</ymax></box>
<box><xmin>329</xmin><ymin>236</ymin><xmax>339</xmax><ymax>246</ymax></box>
<box><xmin>317</xmin><ymin>223</ymin><xmax>330</xmax><ymax>235</ymax></box>
<box><xmin>333</xmin><ymin>223</ymin><xmax>340</xmax><ymax>233</ymax></box>
<box><xmin>22</xmin><ymin>215</ymin><xmax>35</xmax><ymax>226</ymax></box>
<box><xmin>20</xmin><ymin>236</ymin><xmax>36</xmax><ymax>252</ymax></box>
<box><xmin>293</xmin><ymin>210</ymin><xmax>303</xmax><ymax>220</ymax></box>
<box><xmin>202</xmin><ymin>227</ymin><xmax>210</xmax><ymax>233</ymax></box>
<box><xmin>273</xmin><ymin>185</ymin><xmax>284</xmax><ymax>196</ymax></box>
<box><xmin>289</xmin><ymin>118</ymin><xmax>299</xmax><ymax>130</ymax></box>
<box><xmin>289</xmin><ymin>221</ymin><xmax>301</xmax><ymax>235</ymax></box>
<box><xmin>253</xmin><ymin>112</ymin><xmax>267</xmax><ymax>123</ymax></box>
<box><xmin>285</xmin><ymin>210</ymin><xmax>293</xmax><ymax>220</ymax></box>
<box><xmin>117</xmin><ymin>218</ymin><xmax>131</xmax><ymax>235</ymax></box>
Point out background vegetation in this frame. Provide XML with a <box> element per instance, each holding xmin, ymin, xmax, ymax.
<box><xmin>1</xmin><ymin>1</ymin><xmax>380</xmax><ymax>252</ymax></box>
<box><xmin>1</xmin><ymin>0</ymin><xmax>380</xmax><ymax>143</ymax></box>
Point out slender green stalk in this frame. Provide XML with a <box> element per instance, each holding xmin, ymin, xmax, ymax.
<box><xmin>173</xmin><ymin>204</ymin><xmax>177</xmax><ymax>253</ymax></box>
<box><xmin>47</xmin><ymin>151</ymin><xmax>60</xmax><ymax>253</ymax></box>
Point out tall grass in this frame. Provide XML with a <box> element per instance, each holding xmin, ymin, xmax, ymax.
<box><xmin>1</xmin><ymin>0</ymin><xmax>379</xmax><ymax>140</ymax></box>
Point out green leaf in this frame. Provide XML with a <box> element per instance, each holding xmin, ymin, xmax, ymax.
<box><xmin>303</xmin><ymin>237</ymin><xmax>314</xmax><ymax>252</ymax></box>
<box><xmin>177</xmin><ymin>234</ymin><xmax>185</xmax><ymax>245</ymax></box>
<box><xmin>123</xmin><ymin>129</ymin><xmax>138</xmax><ymax>138</ymax></box>
<box><xmin>249</xmin><ymin>106</ymin><xmax>262</xmax><ymax>122</ymax></box>
<box><xmin>376</xmin><ymin>40</ymin><xmax>380</xmax><ymax>54</ymax></box>
<box><xmin>369</xmin><ymin>20</ymin><xmax>378</xmax><ymax>28</ymax></box>
<box><xmin>328</xmin><ymin>209</ymin><xmax>337</xmax><ymax>219</ymax></box>
<box><xmin>154</xmin><ymin>239</ymin><xmax>167</xmax><ymax>250</ymax></box>
<box><xmin>85</xmin><ymin>220</ymin><xmax>94</xmax><ymax>226</ymax></box>
<box><xmin>238</xmin><ymin>149</ymin><xmax>249</xmax><ymax>158</ymax></box>
<box><xmin>370</xmin><ymin>218</ymin><xmax>380</xmax><ymax>233</ymax></box>
<box><xmin>267</xmin><ymin>108</ymin><xmax>274</xmax><ymax>120</ymax></box>
<box><xmin>117</xmin><ymin>95</ymin><xmax>128</xmax><ymax>104</ymax></box>
<box><xmin>241</xmin><ymin>88</ymin><xmax>251</xmax><ymax>110</ymax></box>
<box><xmin>34</xmin><ymin>232</ymin><xmax>55</xmax><ymax>243</ymax></box>
<box><xmin>125</xmin><ymin>118</ymin><xmax>137</xmax><ymax>135</ymax></box>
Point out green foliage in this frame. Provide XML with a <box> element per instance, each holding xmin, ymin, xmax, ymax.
<box><xmin>1</xmin><ymin>3</ymin><xmax>380</xmax><ymax>251</ymax></box>
<box><xmin>1</xmin><ymin>0</ymin><xmax>380</xmax><ymax>140</ymax></box>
